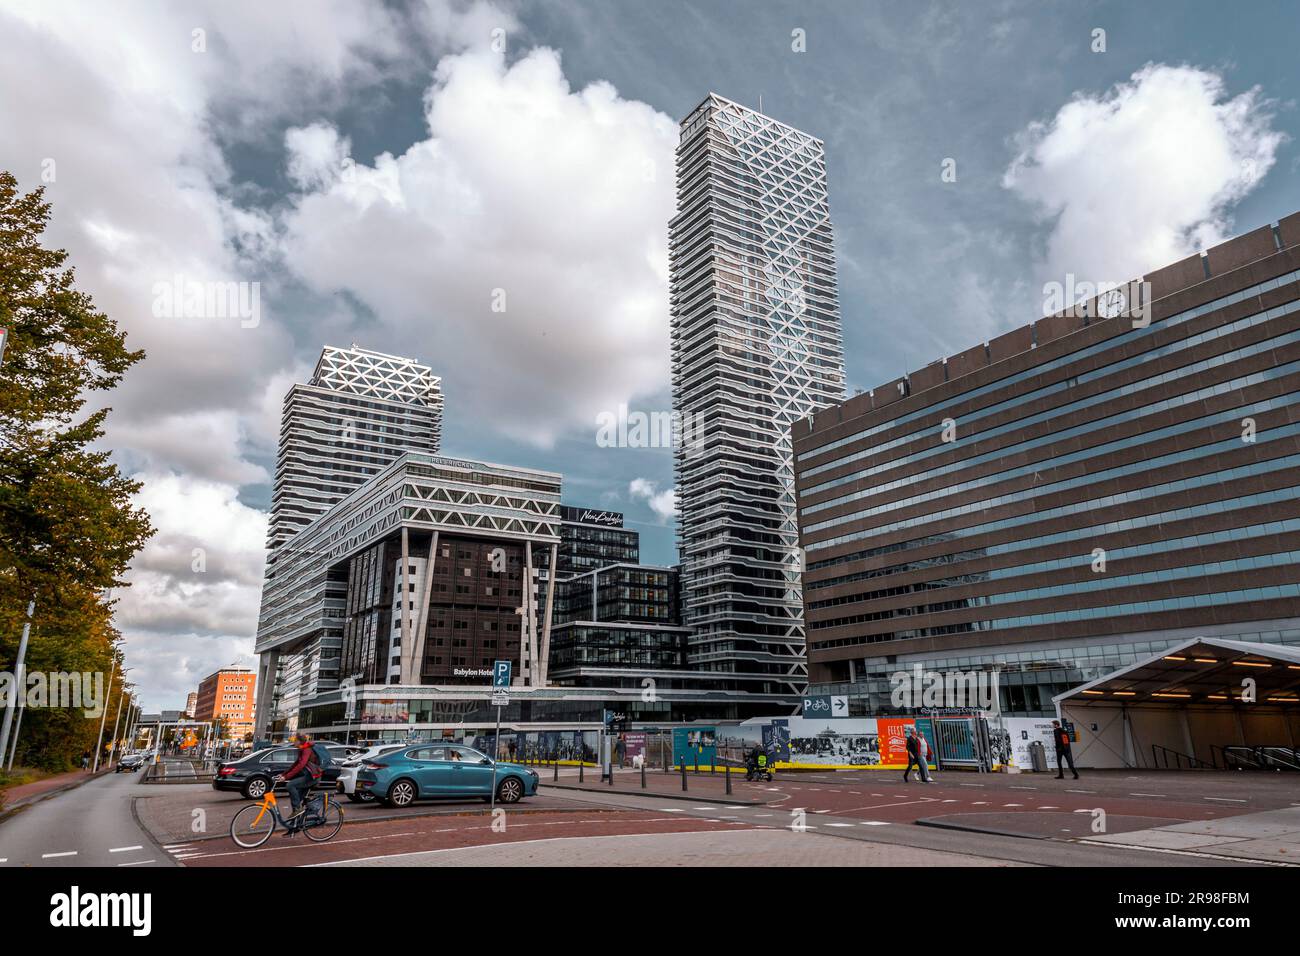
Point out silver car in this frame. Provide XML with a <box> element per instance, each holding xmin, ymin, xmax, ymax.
<box><xmin>336</xmin><ymin>744</ymin><xmax>409</xmax><ymax>802</ymax></box>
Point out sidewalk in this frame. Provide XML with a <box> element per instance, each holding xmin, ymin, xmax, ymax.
<box><xmin>0</xmin><ymin>767</ymin><xmax>109</xmax><ymax>815</ymax></box>
<box><xmin>544</xmin><ymin>765</ymin><xmax>772</xmax><ymax>805</ymax></box>
<box><xmin>1082</xmin><ymin>805</ymin><xmax>1300</xmax><ymax>864</ymax></box>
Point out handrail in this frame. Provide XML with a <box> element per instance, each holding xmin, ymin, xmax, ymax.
<box><xmin>1150</xmin><ymin>743</ymin><xmax>1215</xmax><ymax>770</ymax></box>
<box><xmin>1214</xmin><ymin>744</ymin><xmax>1300</xmax><ymax>771</ymax></box>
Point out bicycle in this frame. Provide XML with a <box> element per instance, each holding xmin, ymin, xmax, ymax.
<box><xmin>230</xmin><ymin>779</ymin><xmax>344</xmax><ymax>848</ymax></box>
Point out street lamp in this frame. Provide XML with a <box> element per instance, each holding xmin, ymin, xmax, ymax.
<box><xmin>91</xmin><ymin>657</ymin><xmax>120</xmax><ymax>773</ymax></box>
<box><xmin>106</xmin><ymin>672</ymin><xmax>135</xmax><ymax>768</ymax></box>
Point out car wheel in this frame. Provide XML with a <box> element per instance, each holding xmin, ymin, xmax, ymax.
<box><xmin>496</xmin><ymin>776</ymin><xmax>524</xmax><ymax>804</ymax></box>
<box><xmin>243</xmin><ymin>777</ymin><xmax>269</xmax><ymax>800</ymax></box>
<box><xmin>385</xmin><ymin>778</ymin><xmax>417</xmax><ymax>808</ymax></box>
<box><xmin>345</xmin><ymin>793</ymin><xmax>364</xmax><ymax>803</ymax></box>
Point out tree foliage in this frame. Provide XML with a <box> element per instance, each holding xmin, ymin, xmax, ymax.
<box><xmin>0</xmin><ymin>171</ymin><xmax>152</xmax><ymax>770</ymax></box>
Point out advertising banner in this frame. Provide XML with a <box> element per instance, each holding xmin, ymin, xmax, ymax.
<box><xmin>876</xmin><ymin>718</ymin><xmax>913</xmax><ymax>767</ymax></box>
<box><xmin>621</xmin><ymin>731</ymin><xmax>647</xmax><ymax>764</ymax></box>
<box><xmin>787</xmin><ymin>716</ymin><xmax>880</xmax><ymax>766</ymax></box>
<box><xmin>672</xmin><ymin>727</ymin><xmax>716</xmax><ymax>767</ymax></box>
<box><xmin>1000</xmin><ymin>717</ymin><xmax>1058</xmax><ymax>771</ymax></box>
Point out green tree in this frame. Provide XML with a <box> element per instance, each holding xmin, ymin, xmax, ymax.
<box><xmin>0</xmin><ymin>171</ymin><xmax>153</xmax><ymax>771</ymax></box>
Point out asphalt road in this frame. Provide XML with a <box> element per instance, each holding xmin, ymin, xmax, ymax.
<box><xmin>0</xmin><ymin>768</ymin><xmax>172</xmax><ymax>868</ymax></box>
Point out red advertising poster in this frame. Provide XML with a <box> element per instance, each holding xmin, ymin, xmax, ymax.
<box><xmin>876</xmin><ymin>718</ymin><xmax>914</xmax><ymax>767</ymax></box>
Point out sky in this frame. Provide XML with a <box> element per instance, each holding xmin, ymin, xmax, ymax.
<box><xmin>1</xmin><ymin>0</ymin><xmax>1297</xmax><ymax>709</ymax></box>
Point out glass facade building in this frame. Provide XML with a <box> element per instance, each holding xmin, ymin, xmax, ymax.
<box><xmin>670</xmin><ymin>93</ymin><xmax>845</xmax><ymax>696</ymax></box>
<box><xmin>794</xmin><ymin>215</ymin><xmax>1300</xmax><ymax>715</ymax></box>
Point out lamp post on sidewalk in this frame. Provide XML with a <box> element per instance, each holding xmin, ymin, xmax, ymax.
<box><xmin>91</xmin><ymin>657</ymin><xmax>118</xmax><ymax>773</ymax></box>
<box><xmin>106</xmin><ymin>672</ymin><xmax>134</xmax><ymax>768</ymax></box>
<box><xmin>0</xmin><ymin>599</ymin><xmax>36</xmax><ymax>769</ymax></box>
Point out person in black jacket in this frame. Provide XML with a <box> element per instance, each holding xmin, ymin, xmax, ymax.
<box><xmin>1052</xmin><ymin>720</ymin><xmax>1079</xmax><ymax>780</ymax></box>
<box><xmin>903</xmin><ymin>729</ymin><xmax>925</xmax><ymax>782</ymax></box>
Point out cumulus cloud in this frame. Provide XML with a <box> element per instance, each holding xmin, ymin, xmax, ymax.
<box><xmin>278</xmin><ymin>46</ymin><xmax>678</xmax><ymax>448</ymax></box>
<box><xmin>0</xmin><ymin>1</ymin><xmax>671</xmax><ymax>708</ymax></box>
<box><xmin>629</xmin><ymin>478</ymin><xmax>677</xmax><ymax>521</ymax></box>
<box><xmin>1003</xmin><ymin>64</ymin><xmax>1285</xmax><ymax>291</ymax></box>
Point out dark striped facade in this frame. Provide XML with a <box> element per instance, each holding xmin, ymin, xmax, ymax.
<box><xmin>794</xmin><ymin>214</ymin><xmax>1300</xmax><ymax>715</ymax></box>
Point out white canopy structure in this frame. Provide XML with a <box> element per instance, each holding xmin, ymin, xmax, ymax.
<box><xmin>1053</xmin><ymin>638</ymin><xmax>1300</xmax><ymax>769</ymax></box>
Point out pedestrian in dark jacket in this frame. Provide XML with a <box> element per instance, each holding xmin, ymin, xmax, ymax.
<box><xmin>1052</xmin><ymin>720</ymin><xmax>1079</xmax><ymax>780</ymax></box>
<box><xmin>903</xmin><ymin>729</ymin><xmax>925</xmax><ymax>782</ymax></box>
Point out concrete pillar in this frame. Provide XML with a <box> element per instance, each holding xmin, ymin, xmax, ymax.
<box><xmin>410</xmin><ymin>532</ymin><xmax>439</xmax><ymax>683</ymax></box>
<box><xmin>523</xmin><ymin>541</ymin><xmax>536</xmax><ymax>685</ymax></box>
<box><xmin>398</xmin><ymin>527</ymin><xmax>412</xmax><ymax>682</ymax></box>
<box><xmin>254</xmin><ymin>649</ymin><xmax>279</xmax><ymax>739</ymax></box>
<box><xmin>537</xmin><ymin>542</ymin><xmax>558</xmax><ymax>687</ymax></box>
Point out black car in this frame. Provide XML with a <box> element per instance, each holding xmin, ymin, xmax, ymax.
<box><xmin>212</xmin><ymin>744</ymin><xmax>355</xmax><ymax>799</ymax></box>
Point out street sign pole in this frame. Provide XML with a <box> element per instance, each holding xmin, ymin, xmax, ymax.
<box><xmin>490</xmin><ymin>702</ymin><xmax>502</xmax><ymax>810</ymax></box>
<box><xmin>489</xmin><ymin>660</ymin><xmax>511</xmax><ymax>810</ymax></box>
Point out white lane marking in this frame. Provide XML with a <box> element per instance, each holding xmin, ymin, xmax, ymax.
<box><xmin>824</xmin><ymin>822</ymin><xmax>856</xmax><ymax>827</ymax></box>
<box><xmin>163</xmin><ymin>843</ymin><xmax>192</xmax><ymax>849</ymax></box>
<box><xmin>942</xmin><ymin>799</ymin><xmax>958</xmax><ymax>803</ymax></box>
<box><xmin>117</xmin><ymin>859</ymin><xmax>156</xmax><ymax>867</ymax></box>
<box><xmin>1065</xmin><ymin>789</ymin><xmax>1095</xmax><ymax>794</ymax></box>
<box><xmin>0</xmin><ymin>858</ymin><xmax>7</xmax><ymax>863</ymax></box>
<box><xmin>972</xmin><ymin>801</ymin><xmax>989</xmax><ymax>805</ymax></box>
<box><xmin>42</xmin><ymin>851</ymin><xmax>77</xmax><ymax>858</ymax></box>
<box><xmin>109</xmin><ymin>845</ymin><xmax>144</xmax><ymax>853</ymax></box>
<box><xmin>1010</xmin><ymin>786</ymin><xmax>1037</xmax><ymax>791</ymax></box>
<box><xmin>658</xmin><ymin>808</ymin><xmax>685</xmax><ymax>812</ymax></box>
<box><xmin>959</xmin><ymin>783</ymin><xmax>985</xmax><ymax>787</ymax></box>
<box><xmin>754</xmin><ymin>813</ymin><xmax>773</xmax><ymax>818</ymax></box>
<box><xmin>859</xmin><ymin>821</ymin><xmax>890</xmax><ymax>826</ymax></box>
<box><xmin>1040</xmin><ymin>805</ymin><xmax>1060</xmax><ymax>809</ymax></box>
<box><xmin>1130</xmin><ymin>793</ymin><xmax>1166</xmax><ymax>797</ymax></box>
<box><xmin>1002</xmin><ymin>803</ymin><xmax>1022</xmax><ymax>807</ymax></box>
<box><xmin>1205</xmin><ymin>797</ymin><xmax>1247</xmax><ymax>803</ymax></box>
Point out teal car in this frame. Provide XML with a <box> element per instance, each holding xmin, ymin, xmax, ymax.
<box><xmin>355</xmin><ymin>743</ymin><xmax>539</xmax><ymax>806</ymax></box>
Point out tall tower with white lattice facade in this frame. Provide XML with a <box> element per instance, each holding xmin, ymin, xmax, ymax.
<box><xmin>670</xmin><ymin>94</ymin><xmax>845</xmax><ymax>696</ymax></box>
<box><xmin>267</xmin><ymin>345</ymin><xmax>443</xmax><ymax>553</ymax></box>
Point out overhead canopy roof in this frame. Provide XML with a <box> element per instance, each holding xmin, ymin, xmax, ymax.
<box><xmin>1054</xmin><ymin>638</ymin><xmax>1300</xmax><ymax>709</ymax></box>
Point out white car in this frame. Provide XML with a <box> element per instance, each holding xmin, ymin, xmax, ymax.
<box><xmin>336</xmin><ymin>744</ymin><xmax>408</xmax><ymax>803</ymax></box>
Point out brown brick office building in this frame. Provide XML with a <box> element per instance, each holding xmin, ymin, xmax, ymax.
<box><xmin>793</xmin><ymin>214</ymin><xmax>1300</xmax><ymax>715</ymax></box>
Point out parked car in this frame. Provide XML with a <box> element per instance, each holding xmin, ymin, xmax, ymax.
<box><xmin>211</xmin><ymin>743</ymin><xmax>357</xmax><ymax>799</ymax></box>
<box><xmin>115</xmin><ymin>752</ymin><xmax>145</xmax><ymax>773</ymax></box>
<box><xmin>355</xmin><ymin>743</ymin><xmax>539</xmax><ymax>806</ymax></box>
<box><xmin>336</xmin><ymin>744</ymin><xmax>409</xmax><ymax>803</ymax></box>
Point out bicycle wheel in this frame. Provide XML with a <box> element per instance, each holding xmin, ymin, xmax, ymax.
<box><xmin>230</xmin><ymin>802</ymin><xmax>277</xmax><ymax>847</ymax></box>
<box><xmin>303</xmin><ymin>802</ymin><xmax>344</xmax><ymax>842</ymax></box>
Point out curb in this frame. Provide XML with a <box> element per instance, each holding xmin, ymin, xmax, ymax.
<box><xmin>545</xmin><ymin>781</ymin><xmax>763</xmax><ymax>807</ymax></box>
<box><xmin>914</xmin><ymin>815</ymin><xmax>1048</xmax><ymax>840</ymax></box>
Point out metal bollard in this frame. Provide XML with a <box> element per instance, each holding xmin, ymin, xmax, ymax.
<box><xmin>579</xmin><ymin>761</ymin><xmax>584</xmax><ymax>783</ymax></box>
<box><xmin>694</xmin><ymin>757</ymin><xmax>699</xmax><ymax>775</ymax></box>
<box><xmin>553</xmin><ymin>758</ymin><xmax>559</xmax><ymax>782</ymax></box>
<box><xmin>725</xmin><ymin>762</ymin><xmax>732</xmax><ymax>795</ymax></box>
<box><xmin>641</xmin><ymin>762</ymin><xmax>647</xmax><ymax>789</ymax></box>
<box><xmin>680</xmin><ymin>762</ymin><xmax>688</xmax><ymax>791</ymax></box>
<box><xmin>607</xmin><ymin>761</ymin><xmax>614</xmax><ymax>787</ymax></box>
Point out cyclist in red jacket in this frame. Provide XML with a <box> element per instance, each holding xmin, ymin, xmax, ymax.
<box><xmin>277</xmin><ymin>734</ymin><xmax>322</xmax><ymax>827</ymax></box>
